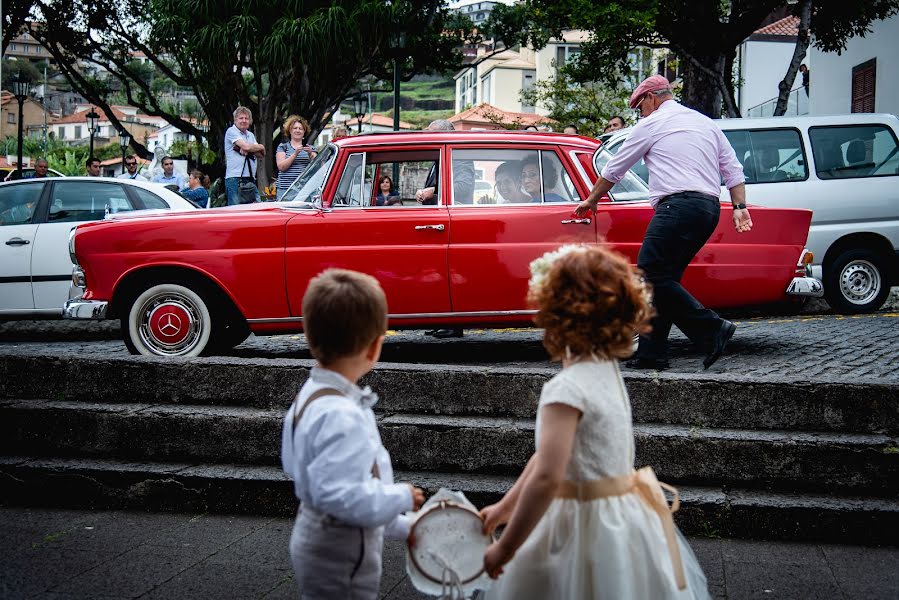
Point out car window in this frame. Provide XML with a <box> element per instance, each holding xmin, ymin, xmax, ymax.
<box><xmin>723</xmin><ymin>128</ymin><xmax>807</xmax><ymax>184</ymax></box>
<box><xmin>0</xmin><ymin>182</ymin><xmax>44</xmax><ymax>225</ymax></box>
<box><xmin>593</xmin><ymin>150</ymin><xmax>650</xmax><ymax>202</ymax></box>
<box><xmin>281</xmin><ymin>144</ymin><xmax>336</xmax><ymax>203</ymax></box>
<box><xmin>809</xmin><ymin>124</ymin><xmax>899</xmax><ymax>180</ymax></box>
<box><xmin>451</xmin><ymin>149</ymin><xmax>577</xmax><ymax>205</ymax></box>
<box><xmin>48</xmin><ymin>181</ymin><xmax>135</xmax><ymax>222</ymax></box>
<box><xmin>332</xmin><ymin>150</ymin><xmax>440</xmax><ymax>208</ymax></box>
<box><xmin>132</xmin><ymin>187</ymin><xmax>169</xmax><ymax>209</ymax></box>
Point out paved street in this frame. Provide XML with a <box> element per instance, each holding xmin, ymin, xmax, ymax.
<box><xmin>1</xmin><ymin>310</ymin><xmax>897</xmax><ymax>382</ymax></box>
<box><xmin>2</xmin><ymin>506</ymin><xmax>898</xmax><ymax>600</ymax></box>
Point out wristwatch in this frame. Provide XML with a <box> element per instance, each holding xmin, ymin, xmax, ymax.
<box><xmin>733</xmin><ymin>203</ymin><xmax>747</xmax><ymax>210</ymax></box>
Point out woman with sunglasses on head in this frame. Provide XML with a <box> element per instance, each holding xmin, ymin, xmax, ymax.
<box><xmin>276</xmin><ymin>115</ymin><xmax>317</xmax><ymax>200</ymax></box>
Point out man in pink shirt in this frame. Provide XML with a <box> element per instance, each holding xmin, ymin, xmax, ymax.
<box><xmin>576</xmin><ymin>75</ymin><xmax>753</xmax><ymax>370</ymax></box>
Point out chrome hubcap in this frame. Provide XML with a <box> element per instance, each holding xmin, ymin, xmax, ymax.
<box><xmin>138</xmin><ymin>293</ymin><xmax>202</xmax><ymax>355</ymax></box>
<box><xmin>839</xmin><ymin>260</ymin><xmax>881</xmax><ymax>305</ymax></box>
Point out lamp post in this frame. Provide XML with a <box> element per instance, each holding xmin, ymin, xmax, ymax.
<box><xmin>86</xmin><ymin>108</ymin><xmax>100</xmax><ymax>159</ymax></box>
<box><xmin>11</xmin><ymin>74</ymin><xmax>30</xmax><ymax>180</ymax></box>
<box><xmin>352</xmin><ymin>94</ymin><xmax>368</xmax><ymax>135</ymax></box>
<box><xmin>388</xmin><ymin>31</ymin><xmax>406</xmax><ymax>133</ymax></box>
<box><xmin>119</xmin><ymin>130</ymin><xmax>131</xmax><ymax>175</ymax></box>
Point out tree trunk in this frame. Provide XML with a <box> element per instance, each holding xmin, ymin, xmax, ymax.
<box><xmin>679</xmin><ymin>53</ymin><xmax>725</xmax><ymax>118</ymax></box>
<box><xmin>774</xmin><ymin>0</ymin><xmax>813</xmax><ymax>116</ymax></box>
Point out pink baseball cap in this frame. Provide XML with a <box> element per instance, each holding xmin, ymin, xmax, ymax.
<box><xmin>629</xmin><ymin>75</ymin><xmax>671</xmax><ymax>109</ymax></box>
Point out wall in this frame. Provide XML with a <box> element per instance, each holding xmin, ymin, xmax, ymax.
<box><xmin>809</xmin><ymin>14</ymin><xmax>899</xmax><ymax>116</ymax></box>
<box><xmin>738</xmin><ymin>39</ymin><xmax>796</xmax><ymax>114</ymax></box>
<box><xmin>491</xmin><ymin>68</ymin><xmax>525</xmax><ymax>113</ymax></box>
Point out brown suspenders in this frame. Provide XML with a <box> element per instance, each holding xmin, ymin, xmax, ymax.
<box><xmin>291</xmin><ymin>387</ymin><xmax>381</xmax><ymax>479</ymax></box>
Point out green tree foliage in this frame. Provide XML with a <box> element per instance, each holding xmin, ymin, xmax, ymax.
<box><xmin>28</xmin><ymin>0</ymin><xmax>475</xmax><ymax>182</ymax></box>
<box><xmin>486</xmin><ymin>1</ymin><xmax>899</xmax><ymax>118</ymax></box>
<box><xmin>520</xmin><ymin>70</ymin><xmax>631</xmax><ymax>138</ymax></box>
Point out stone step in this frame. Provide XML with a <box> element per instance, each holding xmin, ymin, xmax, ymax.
<box><xmin>1</xmin><ymin>456</ymin><xmax>897</xmax><ymax>545</ymax></box>
<box><xmin>2</xmin><ymin>400</ymin><xmax>895</xmax><ymax>495</ymax></box>
<box><xmin>2</xmin><ymin>355</ymin><xmax>897</xmax><ymax>434</ymax></box>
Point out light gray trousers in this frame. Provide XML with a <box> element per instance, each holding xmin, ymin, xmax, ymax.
<box><xmin>289</xmin><ymin>506</ymin><xmax>384</xmax><ymax>600</ymax></box>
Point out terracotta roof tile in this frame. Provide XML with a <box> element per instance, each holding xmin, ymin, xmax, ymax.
<box><xmin>755</xmin><ymin>16</ymin><xmax>799</xmax><ymax>36</ymax></box>
<box><xmin>450</xmin><ymin>103</ymin><xmax>553</xmax><ymax>127</ymax></box>
<box><xmin>51</xmin><ymin>106</ymin><xmax>131</xmax><ymax>125</ymax></box>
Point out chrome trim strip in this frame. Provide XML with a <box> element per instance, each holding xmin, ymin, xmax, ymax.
<box><xmin>63</xmin><ymin>298</ymin><xmax>109</xmax><ymax>320</ymax></box>
<box><xmin>247</xmin><ymin>309</ymin><xmax>538</xmax><ymax>325</ymax></box>
<box><xmin>568</xmin><ymin>149</ymin><xmax>592</xmax><ymax>192</ymax></box>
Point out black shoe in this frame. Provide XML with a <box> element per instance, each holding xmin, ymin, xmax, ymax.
<box><xmin>625</xmin><ymin>357</ymin><xmax>670</xmax><ymax>370</ymax></box>
<box><xmin>703</xmin><ymin>320</ymin><xmax>736</xmax><ymax>369</ymax></box>
<box><xmin>427</xmin><ymin>328</ymin><xmax>463</xmax><ymax>339</ymax></box>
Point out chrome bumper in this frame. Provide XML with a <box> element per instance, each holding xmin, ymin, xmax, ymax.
<box><xmin>786</xmin><ymin>276</ymin><xmax>824</xmax><ymax>297</ymax></box>
<box><xmin>63</xmin><ymin>298</ymin><xmax>109</xmax><ymax>320</ymax></box>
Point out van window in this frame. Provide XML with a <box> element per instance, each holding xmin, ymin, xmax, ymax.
<box><xmin>809</xmin><ymin>125</ymin><xmax>899</xmax><ymax>180</ymax></box>
<box><xmin>722</xmin><ymin>128</ymin><xmax>808</xmax><ymax>184</ymax></box>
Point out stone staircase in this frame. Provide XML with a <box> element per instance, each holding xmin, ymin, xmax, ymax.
<box><xmin>1</xmin><ymin>353</ymin><xmax>897</xmax><ymax>544</ymax></box>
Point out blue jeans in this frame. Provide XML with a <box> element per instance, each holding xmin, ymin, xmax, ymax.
<box><xmin>224</xmin><ymin>177</ymin><xmax>259</xmax><ymax>206</ymax></box>
<box><xmin>635</xmin><ymin>192</ymin><xmax>724</xmax><ymax>360</ymax></box>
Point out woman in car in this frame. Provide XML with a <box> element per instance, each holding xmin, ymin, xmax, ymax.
<box><xmin>494</xmin><ymin>161</ymin><xmax>530</xmax><ymax>204</ymax></box>
<box><xmin>521</xmin><ymin>157</ymin><xmax>565</xmax><ymax>203</ymax></box>
<box><xmin>375</xmin><ymin>175</ymin><xmax>401</xmax><ymax>206</ymax></box>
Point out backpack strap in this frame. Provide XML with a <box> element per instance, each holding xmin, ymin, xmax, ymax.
<box><xmin>291</xmin><ymin>386</ymin><xmax>380</xmax><ymax>479</ymax></box>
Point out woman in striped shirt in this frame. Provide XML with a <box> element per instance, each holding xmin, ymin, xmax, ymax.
<box><xmin>276</xmin><ymin>115</ymin><xmax>317</xmax><ymax>200</ymax></box>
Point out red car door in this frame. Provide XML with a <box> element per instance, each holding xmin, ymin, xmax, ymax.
<box><xmin>447</xmin><ymin>146</ymin><xmax>598</xmax><ymax>316</ymax></box>
<box><xmin>284</xmin><ymin>148</ymin><xmax>452</xmax><ymax>317</ymax></box>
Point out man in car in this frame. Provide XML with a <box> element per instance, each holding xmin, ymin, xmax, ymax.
<box><xmin>414</xmin><ymin>120</ymin><xmax>475</xmax><ymax>206</ymax></box>
<box><xmin>576</xmin><ymin>74</ymin><xmax>752</xmax><ymax>371</ymax></box>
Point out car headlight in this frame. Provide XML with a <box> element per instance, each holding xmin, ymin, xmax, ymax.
<box><xmin>68</xmin><ymin>227</ymin><xmax>78</xmax><ymax>265</ymax></box>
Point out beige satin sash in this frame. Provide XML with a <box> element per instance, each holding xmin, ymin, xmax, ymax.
<box><xmin>556</xmin><ymin>466</ymin><xmax>687</xmax><ymax>591</ymax></box>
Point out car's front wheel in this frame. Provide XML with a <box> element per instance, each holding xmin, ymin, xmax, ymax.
<box><xmin>824</xmin><ymin>249</ymin><xmax>891</xmax><ymax>314</ymax></box>
<box><xmin>123</xmin><ymin>283</ymin><xmax>212</xmax><ymax>356</ymax></box>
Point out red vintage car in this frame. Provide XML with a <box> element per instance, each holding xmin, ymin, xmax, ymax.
<box><xmin>64</xmin><ymin>131</ymin><xmax>822</xmax><ymax>356</ymax></box>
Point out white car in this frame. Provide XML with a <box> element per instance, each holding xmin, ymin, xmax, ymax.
<box><xmin>0</xmin><ymin>177</ymin><xmax>199</xmax><ymax>318</ymax></box>
<box><xmin>598</xmin><ymin>113</ymin><xmax>899</xmax><ymax>313</ymax></box>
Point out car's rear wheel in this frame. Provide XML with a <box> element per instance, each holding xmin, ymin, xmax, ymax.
<box><xmin>123</xmin><ymin>283</ymin><xmax>212</xmax><ymax>356</ymax></box>
<box><xmin>824</xmin><ymin>249</ymin><xmax>890</xmax><ymax>314</ymax></box>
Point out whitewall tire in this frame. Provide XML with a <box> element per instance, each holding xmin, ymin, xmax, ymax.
<box><xmin>124</xmin><ymin>283</ymin><xmax>212</xmax><ymax>356</ymax></box>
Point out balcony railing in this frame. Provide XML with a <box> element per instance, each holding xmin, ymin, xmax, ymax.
<box><xmin>746</xmin><ymin>86</ymin><xmax>809</xmax><ymax>118</ymax></box>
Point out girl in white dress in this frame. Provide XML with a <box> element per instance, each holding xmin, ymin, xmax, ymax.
<box><xmin>481</xmin><ymin>245</ymin><xmax>710</xmax><ymax>599</ymax></box>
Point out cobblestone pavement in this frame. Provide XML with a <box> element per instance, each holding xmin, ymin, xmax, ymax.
<box><xmin>1</xmin><ymin>310</ymin><xmax>897</xmax><ymax>382</ymax></box>
<box><xmin>2</xmin><ymin>507</ymin><xmax>897</xmax><ymax>600</ymax></box>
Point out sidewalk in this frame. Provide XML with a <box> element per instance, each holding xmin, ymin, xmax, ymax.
<box><xmin>2</xmin><ymin>507</ymin><xmax>897</xmax><ymax>599</ymax></box>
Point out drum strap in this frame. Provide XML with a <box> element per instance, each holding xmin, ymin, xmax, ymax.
<box><xmin>291</xmin><ymin>387</ymin><xmax>380</xmax><ymax>479</ymax></box>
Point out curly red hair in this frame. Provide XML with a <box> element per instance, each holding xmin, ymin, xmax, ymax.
<box><xmin>528</xmin><ymin>246</ymin><xmax>653</xmax><ymax>361</ymax></box>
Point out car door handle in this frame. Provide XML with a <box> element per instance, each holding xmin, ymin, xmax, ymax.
<box><xmin>5</xmin><ymin>237</ymin><xmax>31</xmax><ymax>246</ymax></box>
<box><xmin>561</xmin><ymin>218</ymin><xmax>591</xmax><ymax>225</ymax></box>
<box><xmin>414</xmin><ymin>224</ymin><xmax>445</xmax><ymax>231</ymax></box>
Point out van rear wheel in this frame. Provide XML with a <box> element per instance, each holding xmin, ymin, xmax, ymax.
<box><xmin>824</xmin><ymin>249</ymin><xmax>890</xmax><ymax>314</ymax></box>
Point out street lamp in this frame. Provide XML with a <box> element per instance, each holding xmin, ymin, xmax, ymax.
<box><xmin>119</xmin><ymin>130</ymin><xmax>131</xmax><ymax>175</ymax></box>
<box><xmin>352</xmin><ymin>94</ymin><xmax>368</xmax><ymax>135</ymax></box>
<box><xmin>86</xmin><ymin>108</ymin><xmax>100</xmax><ymax>159</ymax></box>
<box><xmin>388</xmin><ymin>31</ymin><xmax>406</xmax><ymax>133</ymax></box>
<box><xmin>11</xmin><ymin>74</ymin><xmax>30</xmax><ymax>180</ymax></box>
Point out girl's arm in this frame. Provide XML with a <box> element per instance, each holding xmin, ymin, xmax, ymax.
<box><xmin>275</xmin><ymin>147</ymin><xmax>297</xmax><ymax>172</ymax></box>
<box><xmin>480</xmin><ymin>454</ymin><xmax>537</xmax><ymax>535</ymax></box>
<box><xmin>484</xmin><ymin>403</ymin><xmax>580</xmax><ymax>578</ymax></box>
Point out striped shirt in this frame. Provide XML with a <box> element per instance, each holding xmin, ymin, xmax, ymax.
<box><xmin>277</xmin><ymin>142</ymin><xmax>312</xmax><ymax>193</ymax></box>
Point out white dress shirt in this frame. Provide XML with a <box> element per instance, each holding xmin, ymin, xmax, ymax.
<box><xmin>601</xmin><ymin>100</ymin><xmax>745</xmax><ymax>207</ymax></box>
<box><xmin>281</xmin><ymin>367</ymin><xmax>412</xmax><ymax>539</ymax></box>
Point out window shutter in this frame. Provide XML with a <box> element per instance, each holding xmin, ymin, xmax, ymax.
<box><xmin>851</xmin><ymin>59</ymin><xmax>876</xmax><ymax>113</ymax></box>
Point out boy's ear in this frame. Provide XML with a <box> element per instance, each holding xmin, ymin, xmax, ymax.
<box><xmin>366</xmin><ymin>334</ymin><xmax>385</xmax><ymax>362</ymax></box>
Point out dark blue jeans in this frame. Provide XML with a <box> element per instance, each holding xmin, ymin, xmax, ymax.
<box><xmin>635</xmin><ymin>192</ymin><xmax>724</xmax><ymax>360</ymax></box>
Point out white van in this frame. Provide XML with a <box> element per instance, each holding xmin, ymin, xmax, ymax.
<box><xmin>598</xmin><ymin>114</ymin><xmax>899</xmax><ymax>313</ymax></box>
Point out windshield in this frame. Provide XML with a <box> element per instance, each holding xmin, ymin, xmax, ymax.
<box><xmin>280</xmin><ymin>144</ymin><xmax>337</xmax><ymax>203</ymax></box>
<box><xmin>593</xmin><ymin>149</ymin><xmax>650</xmax><ymax>202</ymax></box>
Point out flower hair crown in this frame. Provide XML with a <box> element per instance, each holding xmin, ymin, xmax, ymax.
<box><xmin>528</xmin><ymin>244</ymin><xmax>590</xmax><ymax>294</ymax></box>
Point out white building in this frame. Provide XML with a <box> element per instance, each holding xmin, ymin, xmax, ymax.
<box><xmin>450</xmin><ymin>1</ymin><xmax>503</xmax><ymax>27</ymax></box>
<box><xmin>736</xmin><ymin>16</ymin><xmax>806</xmax><ymax>117</ymax></box>
<box><xmin>808</xmin><ymin>13</ymin><xmax>899</xmax><ymax>117</ymax></box>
